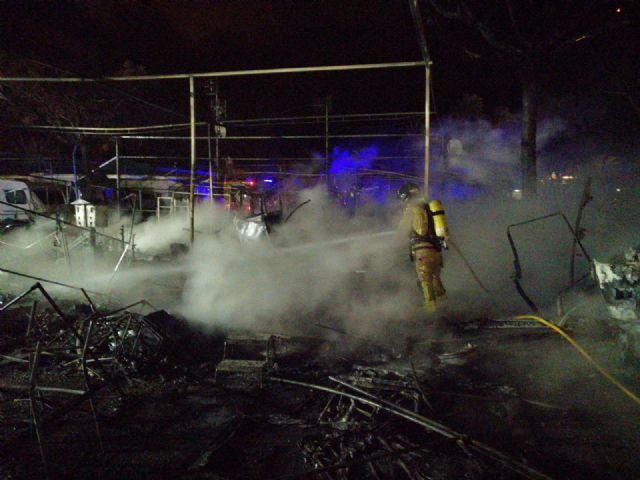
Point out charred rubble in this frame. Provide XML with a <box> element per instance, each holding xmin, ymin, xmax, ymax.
<box><xmin>593</xmin><ymin>247</ymin><xmax>640</xmax><ymax>363</ymax></box>
<box><xmin>0</xmin><ymin>189</ymin><xmax>639</xmax><ymax>479</ymax></box>
<box><xmin>1</xmin><ymin>277</ymin><xmax>639</xmax><ymax>480</ymax></box>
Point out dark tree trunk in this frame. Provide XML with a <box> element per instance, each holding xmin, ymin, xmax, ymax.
<box><xmin>520</xmin><ymin>72</ymin><xmax>538</xmax><ymax>197</ymax></box>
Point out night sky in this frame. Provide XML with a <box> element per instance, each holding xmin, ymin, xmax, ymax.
<box><xmin>1</xmin><ymin>1</ymin><xmax>638</xmax><ymax>138</ymax></box>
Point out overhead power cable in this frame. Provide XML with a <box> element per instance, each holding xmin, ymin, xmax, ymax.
<box><xmin>224</xmin><ymin>111</ymin><xmax>423</xmax><ymax>125</ymax></box>
<box><xmin>11</xmin><ymin>122</ymin><xmax>207</xmax><ymax>134</ymax></box>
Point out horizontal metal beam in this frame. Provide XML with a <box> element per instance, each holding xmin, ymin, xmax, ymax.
<box><xmin>0</xmin><ymin>61</ymin><xmax>425</xmax><ymax>82</ymax></box>
<box><xmin>119</xmin><ymin>133</ymin><xmax>422</xmax><ymax>140</ymax></box>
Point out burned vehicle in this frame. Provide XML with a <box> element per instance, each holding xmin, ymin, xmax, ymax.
<box><xmin>232</xmin><ymin>183</ymin><xmax>310</xmax><ymax>244</ymax></box>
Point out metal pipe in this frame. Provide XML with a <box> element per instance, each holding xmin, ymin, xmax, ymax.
<box><xmin>102</xmin><ymin>299</ymin><xmax>157</xmax><ymax>317</ymax></box>
<box><xmin>56</xmin><ymin>214</ymin><xmax>72</xmax><ymax>273</ymax></box>
<box><xmin>80</xmin><ymin>288</ymin><xmax>97</xmax><ymax>313</ymax></box>
<box><xmin>219</xmin><ymin>170</ymin><xmax>423</xmax><ymax>180</ymax></box>
<box><xmin>114</xmin><ymin>154</ymin><xmax>425</xmax><ymax>162</ymax></box>
<box><xmin>119</xmin><ymin>133</ymin><xmax>422</xmax><ymax>140</ymax></box>
<box><xmin>325</xmin><ymin>98</ymin><xmax>329</xmax><ymax>184</ymax></box>
<box><xmin>506</xmin><ymin>211</ymin><xmax>592</xmax><ymax>312</ymax></box>
<box><xmin>115</xmin><ymin>139</ymin><xmax>121</xmax><ymax>216</ymax></box>
<box><xmin>72</xmin><ymin>143</ymin><xmax>80</xmax><ymax>200</ymax></box>
<box><xmin>408</xmin><ymin>0</ymin><xmax>433</xmax><ymax>196</ymax></box>
<box><xmin>424</xmin><ymin>65</ymin><xmax>430</xmax><ymax>197</ymax></box>
<box><xmin>34</xmin><ymin>283</ymin><xmax>71</xmax><ymax>324</ymax></box>
<box><xmin>0</xmin><ymin>284</ymin><xmax>39</xmax><ymax>312</ymax></box>
<box><xmin>0</xmin><ymin>61</ymin><xmax>425</xmax><ymax>82</ymax></box>
<box><xmin>189</xmin><ymin>76</ymin><xmax>196</xmax><ymax>245</ymax></box>
<box><xmin>207</xmin><ymin>123</ymin><xmax>213</xmax><ymax>207</ymax></box>
<box><xmin>108</xmin><ymin>244</ymin><xmax>130</xmax><ymax>285</ymax></box>
<box><xmin>0</xmin><ymin>384</ymin><xmax>87</xmax><ymax>395</ymax></box>
<box><xmin>128</xmin><ymin>195</ymin><xmax>137</xmax><ymax>246</ymax></box>
<box><xmin>215</xmin><ymin>129</ymin><xmax>220</xmax><ymax>185</ymax></box>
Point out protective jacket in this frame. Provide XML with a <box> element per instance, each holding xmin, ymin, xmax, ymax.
<box><xmin>400</xmin><ymin>199</ymin><xmax>447</xmax><ymax>313</ymax></box>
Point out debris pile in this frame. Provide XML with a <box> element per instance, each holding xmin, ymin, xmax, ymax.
<box><xmin>0</xmin><ymin>284</ymin><xmax>221</xmax><ymax>478</ymax></box>
<box><xmin>271</xmin><ymin>350</ymin><xmax>556</xmax><ymax>480</ymax></box>
<box><xmin>1</xmin><ymin>280</ymin><xmax>640</xmax><ymax>479</ymax></box>
<box><xmin>594</xmin><ymin>247</ymin><xmax>640</xmax><ymax>363</ymax></box>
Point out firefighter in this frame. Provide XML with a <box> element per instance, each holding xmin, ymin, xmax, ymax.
<box><xmin>397</xmin><ymin>183</ymin><xmax>447</xmax><ymax>313</ymax></box>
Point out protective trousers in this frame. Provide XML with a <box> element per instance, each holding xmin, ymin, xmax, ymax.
<box><xmin>414</xmin><ymin>247</ymin><xmax>446</xmax><ymax>313</ymax></box>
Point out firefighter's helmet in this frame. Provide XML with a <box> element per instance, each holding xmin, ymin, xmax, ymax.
<box><xmin>397</xmin><ymin>183</ymin><xmax>421</xmax><ymax>202</ymax></box>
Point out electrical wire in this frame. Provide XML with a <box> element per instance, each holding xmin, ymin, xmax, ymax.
<box><xmin>512</xmin><ymin>315</ymin><xmax>640</xmax><ymax>408</ymax></box>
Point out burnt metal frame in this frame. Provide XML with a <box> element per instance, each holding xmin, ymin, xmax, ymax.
<box><xmin>507</xmin><ymin>212</ymin><xmax>591</xmax><ymax>312</ymax></box>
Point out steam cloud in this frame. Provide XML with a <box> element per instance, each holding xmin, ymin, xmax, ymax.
<box><xmin>1</xmin><ymin>115</ymin><xmax>638</xmax><ymax>339</ymax></box>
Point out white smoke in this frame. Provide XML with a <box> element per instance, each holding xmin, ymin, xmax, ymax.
<box><xmin>175</xmin><ymin>187</ymin><xmax>419</xmax><ymax>334</ymax></box>
<box><xmin>433</xmin><ymin>117</ymin><xmax>568</xmax><ymax>188</ymax></box>
<box><xmin>2</xmin><ymin>115</ymin><xmax>637</xmax><ymax>340</ymax></box>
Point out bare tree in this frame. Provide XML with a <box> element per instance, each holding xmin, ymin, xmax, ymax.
<box><xmin>425</xmin><ymin>0</ymin><xmax>627</xmax><ymax>196</ymax></box>
<box><xmin>0</xmin><ymin>52</ymin><xmax>149</xmax><ymax>176</ymax></box>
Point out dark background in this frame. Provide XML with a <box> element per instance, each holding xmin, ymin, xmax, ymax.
<box><xmin>1</xmin><ymin>0</ymin><xmax>636</xmax><ymax>118</ymax></box>
<box><xmin>0</xmin><ymin>0</ymin><xmax>638</xmax><ymax>176</ymax></box>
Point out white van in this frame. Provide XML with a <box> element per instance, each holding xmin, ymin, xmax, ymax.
<box><xmin>0</xmin><ymin>180</ymin><xmax>37</xmax><ymax>223</ymax></box>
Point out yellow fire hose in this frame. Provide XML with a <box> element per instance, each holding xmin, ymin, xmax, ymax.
<box><xmin>513</xmin><ymin>315</ymin><xmax>640</xmax><ymax>408</ymax></box>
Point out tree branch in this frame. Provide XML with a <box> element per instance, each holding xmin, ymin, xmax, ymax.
<box><xmin>549</xmin><ymin>18</ymin><xmax>631</xmax><ymax>57</ymax></box>
<box><xmin>429</xmin><ymin>0</ymin><xmax>526</xmax><ymax>63</ymax></box>
<box><xmin>505</xmin><ymin>0</ymin><xmax>532</xmax><ymax>49</ymax></box>
<box><xmin>428</xmin><ymin>0</ymin><xmax>468</xmax><ymax>22</ymax></box>
<box><xmin>459</xmin><ymin>0</ymin><xmax>525</xmax><ymax>62</ymax></box>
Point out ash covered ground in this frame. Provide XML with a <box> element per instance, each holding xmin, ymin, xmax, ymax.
<box><xmin>1</xmin><ymin>180</ymin><xmax>640</xmax><ymax>480</ymax></box>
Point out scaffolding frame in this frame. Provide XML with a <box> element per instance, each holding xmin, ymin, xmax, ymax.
<box><xmin>1</xmin><ymin>60</ymin><xmax>431</xmax><ymax>244</ymax></box>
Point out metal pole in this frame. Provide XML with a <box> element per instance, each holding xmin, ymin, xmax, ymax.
<box><xmin>189</xmin><ymin>76</ymin><xmax>196</xmax><ymax>245</ymax></box>
<box><xmin>115</xmin><ymin>138</ymin><xmax>121</xmax><ymax>216</ymax></box>
<box><xmin>213</xmin><ymin>82</ymin><xmax>221</xmax><ymax>187</ymax></box>
<box><xmin>0</xmin><ymin>61</ymin><xmax>425</xmax><ymax>83</ymax></box>
<box><xmin>72</xmin><ymin>143</ymin><xmax>80</xmax><ymax>200</ymax></box>
<box><xmin>207</xmin><ymin>123</ymin><xmax>213</xmax><ymax>207</ymax></box>
<box><xmin>324</xmin><ymin>98</ymin><xmax>329</xmax><ymax>185</ymax></box>
<box><xmin>423</xmin><ymin>66</ymin><xmax>430</xmax><ymax>198</ymax></box>
<box><xmin>215</xmin><ymin>132</ymin><xmax>220</xmax><ymax>186</ymax></box>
